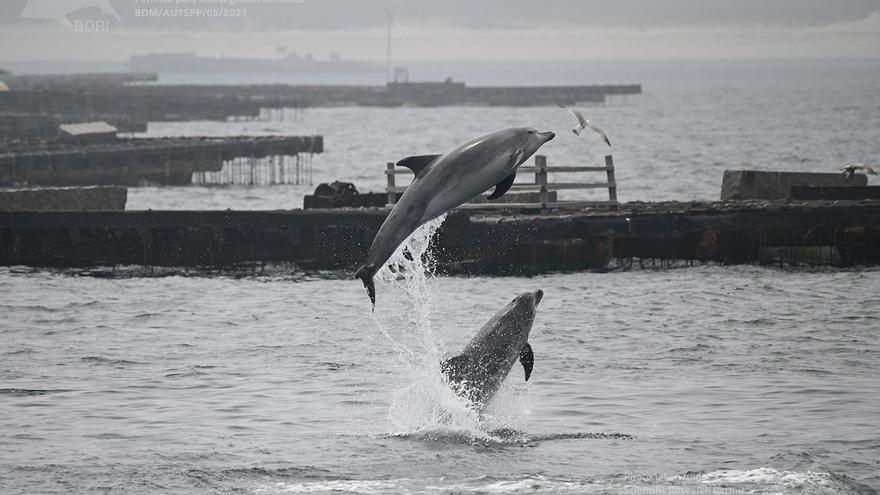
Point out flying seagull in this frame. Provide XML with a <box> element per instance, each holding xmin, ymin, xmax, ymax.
<box><xmin>841</xmin><ymin>163</ymin><xmax>877</xmax><ymax>179</ymax></box>
<box><xmin>560</xmin><ymin>105</ymin><xmax>611</xmax><ymax>147</ymax></box>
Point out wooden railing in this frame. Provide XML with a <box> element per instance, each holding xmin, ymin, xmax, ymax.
<box><xmin>385</xmin><ymin>154</ymin><xmax>618</xmax><ymax>210</ymax></box>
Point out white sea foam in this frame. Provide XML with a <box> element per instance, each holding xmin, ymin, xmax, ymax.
<box><xmin>255</xmin><ymin>479</ymin><xmax>403</xmax><ymax>494</ymax></box>
<box><xmin>702</xmin><ymin>468</ymin><xmax>839</xmax><ymax>491</ymax></box>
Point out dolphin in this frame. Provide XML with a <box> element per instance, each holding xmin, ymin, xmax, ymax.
<box><xmin>355</xmin><ymin>128</ymin><xmax>555</xmax><ymax>306</ymax></box>
<box><xmin>441</xmin><ymin>289</ymin><xmax>543</xmax><ymax>407</ymax></box>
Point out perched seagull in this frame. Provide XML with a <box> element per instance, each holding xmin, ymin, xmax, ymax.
<box><xmin>841</xmin><ymin>163</ymin><xmax>877</xmax><ymax>179</ymax></box>
<box><xmin>560</xmin><ymin>105</ymin><xmax>612</xmax><ymax>147</ymax></box>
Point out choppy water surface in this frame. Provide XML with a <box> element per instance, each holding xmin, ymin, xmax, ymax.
<box><xmin>2</xmin><ymin>259</ymin><xmax>878</xmax><ymax>494</ymax></box>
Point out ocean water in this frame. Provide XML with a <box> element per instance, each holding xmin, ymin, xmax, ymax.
<box><xmin>2</xmin><ymin>59</ymin><xmax>880</xmax><ymax>494</ymax></box>
<box><xmin>2</xmin><ymin>260</ymin><xmax>879</xmax><ymax>494</ymax></box>
<box><xmin>127</xmin><ymin>58</ymin><xmax>880</xmax><ymax>210</ymax></box>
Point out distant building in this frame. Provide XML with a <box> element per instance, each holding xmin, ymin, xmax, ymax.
<box><xmin>0</xmin><ymin>81</ymin><xmax>9</xmax><ymax>92</ymax></box>
<box><xmin>59</xmin><ymin>121</ymin><xmax>118</xmax><ymax>144</ymax></box>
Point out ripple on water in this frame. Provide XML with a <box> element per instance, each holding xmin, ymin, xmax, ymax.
<box><xmin>81</xmin><ymin>356</ymin><xmax>144</xmax><ymax>366</ymax></box>
<box><xmin>0</xmin><ymin>388</ymin><xmax>71</xmax><ymax>397</ymax></box>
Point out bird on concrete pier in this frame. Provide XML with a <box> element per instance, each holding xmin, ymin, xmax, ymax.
<box><xmin>560</xmin><ymin>105</ymin><xmax>612</xmax><ymax>147</ymax></box>
<box><xmin>840</xmin><ymin>163</ymin><xmax>877</xmax><ymax>179</ymax></box>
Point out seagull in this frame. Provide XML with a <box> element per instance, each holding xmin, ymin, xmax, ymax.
<box><xmin>560</xmin><ymin>105</ymin><xmax>611</xmax><ymax>147</ymax></box>
<box><xmin>841</xmin><ymin>163</ymin><xmax>877</xmax><ymax>179</ymax></box>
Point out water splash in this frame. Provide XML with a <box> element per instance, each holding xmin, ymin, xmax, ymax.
<box><xmin>367</xmin><ymin>215</ymin><xmax>491</xmax><ymax>439</ymax></box>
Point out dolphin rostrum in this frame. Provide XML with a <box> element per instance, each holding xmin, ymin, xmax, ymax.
<box><xmin>441</xmin><ymin>289</ymin><xmax>543</xmax><ymax>407</ymax></box>
<box><xmin>355</xmin><ymin>128</ymin><xmax>555</xmax><ymax>306</ymax></box>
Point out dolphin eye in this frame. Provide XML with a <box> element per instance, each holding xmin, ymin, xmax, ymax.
<box><xmin>527</xmin><ymin>130</ymin><xmax>535</xmax><ymax>134</ymax></box>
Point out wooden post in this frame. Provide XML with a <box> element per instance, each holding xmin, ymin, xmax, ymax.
<box><xmin>535</xmin><ymin>155</ymin><xmax>548</xmax><ymax>212</ymax></box>
<box><xmin>386</xmin><ymin>162</ymin><xmax>396</xmax><ymax>206</ymax></box>
<box><xmin>605</xmin><ymin>154</ymin><xmax>618</xmax><ymax>207</ymax></box>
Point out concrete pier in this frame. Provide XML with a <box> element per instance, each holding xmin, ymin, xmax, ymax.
<box><xmin>0</xmin><ymin>112</ymin><xmax>147</xmax><ymax>139</ymax></box>
<box><xmin>0</xmin><ymin>186</ymin><xmax>127</xmax><ymax>211</ymax></box>
<box><xmin>721</xmin><ymin>170</ymin><xmax>866</xmax><ymax>200</ymax></box>
<box><xmin>0</xmin><ymin>81</ymin><xmax>642</xmax><ymax>125</ymax></box>
<box><xmin>0</xmin><ymin>90</ymin><xmax>263</xmax><ymax>123</ymax></box>
<box><xmin>0</xmin><ymin>135</ymin><xmax>323</xmax><ymax>187</ymax></box>
<box><xmin>0</xmin><ymin>72</ymin><xmax>158</xmax><ymax>92</ymax></box>
<box><xmin>1</xmin><ymin>200</ymin><xmax>878</xmax><ymax>271</ymax></box>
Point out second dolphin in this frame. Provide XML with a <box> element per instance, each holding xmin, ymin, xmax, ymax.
<box><xmin>441</xmin><ymin>289</ymin><xmax>543</xmax><ymax>408</ymax></box>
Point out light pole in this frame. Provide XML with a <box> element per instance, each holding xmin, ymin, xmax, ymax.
<box><xmin>385</xmin><ymin>11</ymin><xmax>392</xmax><ymax>83</ymax></box>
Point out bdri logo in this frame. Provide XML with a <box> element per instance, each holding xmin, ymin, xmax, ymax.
<box><xmin>20</xmin><ymin>0</ymin><xmax>121</xmax><ymax>29</ymax></box>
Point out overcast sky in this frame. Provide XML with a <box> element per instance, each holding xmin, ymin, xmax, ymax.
<box><xmin>1</xmin><ymin>0</ymin><xmax>879</xmax><ymax>61</ymax></box>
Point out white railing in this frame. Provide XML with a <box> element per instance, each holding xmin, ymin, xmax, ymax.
<box><xmin>385</xmin><ymin>154</ymin><xmax>618</xmax><ymax>210</ymax></box>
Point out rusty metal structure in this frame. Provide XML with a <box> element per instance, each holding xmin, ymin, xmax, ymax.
<box><xmin>0</xmin><ymin>135</ymin><xmax>323</xmax><ymax>187</ymax></box>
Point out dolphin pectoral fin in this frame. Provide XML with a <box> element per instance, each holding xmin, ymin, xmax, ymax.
<box><xmin>396</xmin><ymin>154</ymin><xmax>441</xmax><ymax>179</ymax></box>
<box><xmin>441</xmin><ymin>354</ymin><xmax>470</xmax><ymax>383</ymax></box>
<box><xmin>519</xmin><ymin>343</ymin><xmax>534</xmax><ymax>381</ymax></box>
<box><xmin>487</xmin><ymin>172</ymin><xmax>516</xmax><ymax>200</ymax></box>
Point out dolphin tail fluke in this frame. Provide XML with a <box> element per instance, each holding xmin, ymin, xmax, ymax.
<box><xmin>355</xmin><ymin>265</ymin><xmax>376</xmax><ymax>309</ymax></box>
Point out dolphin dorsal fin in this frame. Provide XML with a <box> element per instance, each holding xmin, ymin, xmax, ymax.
<box><xmin>519</xmin><ymin>343</ymin><xmax>534</xmax><ymax>381</ymax></box>
<box><xmin>488</xmin><ymin>171</ymin><xmax>516</xmax><ymax>200</ymax></box>
<box><xmin>396</xmin><ymin>154</ymin><xmax>440</xmax><ymax>179</ymax></box>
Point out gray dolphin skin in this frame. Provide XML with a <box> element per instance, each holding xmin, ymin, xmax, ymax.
<box><xmin>441</xmin><ymin>289</ymin><xmax>543</xmax><ymax>407</ymax></box>
<box><xmin>355</xmin><ymin>128</ymin><xmax>555</xmax><ymax>306</ymax></box>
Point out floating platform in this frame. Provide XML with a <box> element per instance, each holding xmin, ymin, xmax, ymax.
<box><xmin>0</xmin><ymin>112</ymin><xmax>148</xmax><ymax>139</ymax></box>
<box><xmin>1</xmin><ymin>200</ymin><xmax>878</xmax><ymax>272</ymax></box>
<box><xmin>0</xmin><ymin>80</ymin><xmax>642</xmax><ymax>124</ymax></box>
<box><xmin>0</xmin><ymin>90</ymin><xmax>263</xmax><ymax>123</ymax></box>
<box><xmin>0</xmin><ymin>135</ymin><xmax>323</xmax><ymax>187</ymax></box>
<box><xmin>0</xmin><ymin>72</ymin><xmax>158</xmax><ymax>92</ymax></box>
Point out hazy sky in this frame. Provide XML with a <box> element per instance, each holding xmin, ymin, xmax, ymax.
<box><xmin>1</xmin><ymin>0</ymin><xmax>879</xmax><ymax>61</ymax></box>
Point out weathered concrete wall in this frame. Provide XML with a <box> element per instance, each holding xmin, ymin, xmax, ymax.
<box><xmin>0</xmin><ymin>186</ymin><xmax>127</xmax><ymax>211</ymax></box>
<box><xmin>0</xmin><ymin>113</ymin><xmax>60</xmax><ymax>139</ymax></box>
<box><xmin>303</xmin><ymin>191</ymin><xmax>557</xmax><ymax>209</ymax></box>
<box><xmin>791</xmin><ymin>186</ymin><xmax>880</xmax><ymax>200</ymax></box>
<box><xmin>468</xmin><ymin>192</ymin><xmax>557</xmax><ymax>204</ymax></box>
<box><xmin>721</xmin><ymin>170</ymin><xmax>866</xmax><ymax>200</ymax></box>
<box><xmin>1</xmin><ymin>200</ymin><xmax>878</xmax><ymax>270</ymax></box>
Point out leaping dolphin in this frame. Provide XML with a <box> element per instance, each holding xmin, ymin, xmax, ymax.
<box><xmin>355</xmin><ymin>128</ymin><xmax>555</xmax><ymax>306</ymax></box>
<box><xmin>441</xmin><ymin>289</ymin><xmax>542</xmax><ymax>408</ymax></box>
